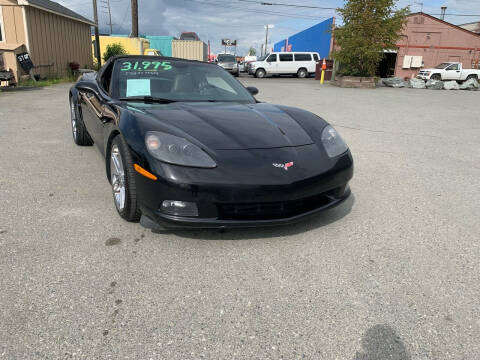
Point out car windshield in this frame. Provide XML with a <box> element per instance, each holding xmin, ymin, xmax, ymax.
<box><xmin>217</xmin><ymin>55</ymin><xmax>236</xmax><ymax>62</ymax></box>
<box><xmin>111</xmin><ymin>58</ymin><xmax>255</xmax><ymax>103</ymax></box>
<box><xmin>434</xmin><ymin>63</ymin><xmax>451</xmax><ymax>69</ymax></box>
<box><xmin>256</xmin><ymin>54</ymin><xmax>268</xmax><ymax>61</ymax></box>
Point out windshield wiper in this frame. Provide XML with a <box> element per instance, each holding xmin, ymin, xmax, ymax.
<box><xmin>119</xmin><ymin>96</ymin><xmax>177</xmax><ymax>104</ymax></box>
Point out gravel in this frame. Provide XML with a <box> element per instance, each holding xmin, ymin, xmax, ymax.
<box><xmin>0</xmin><ymin>78</ymin><xmax>479</xmax><ymax>359</ymax></box>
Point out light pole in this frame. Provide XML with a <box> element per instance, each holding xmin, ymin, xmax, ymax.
<box><xmin>264</xmin><ymin>24</ymin><xmax>274</xmax><ymax>56</ymax></box>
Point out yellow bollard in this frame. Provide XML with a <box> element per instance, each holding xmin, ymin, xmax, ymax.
<box><xmin>320</xmin><ymin>57</ymin><xmax>327</xmax><ymax>85</ymax></box>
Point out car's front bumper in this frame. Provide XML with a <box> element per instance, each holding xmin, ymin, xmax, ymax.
<box><xmin>134</xmin><ymin>151</ymin><xmax>354</xmax><ymax>229</ymax></box>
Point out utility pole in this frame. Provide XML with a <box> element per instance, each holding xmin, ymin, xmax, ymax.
<box><xmin>264</xmin><ymin>25</ymin><xmax>269</xmax><ymax>56</ymax></box>
<box><xmin>100</xmin><ymin>0</ymin><xmax>113</xmax><ymax>34</ymax></box>
<box><xmin>92</xmin><ymin>0</ymin><xmax>101</xmax><ymax>66</ymax></box>
<box><xmin>263</xmin><ymin>24</ymin><xmax>274</xmax><ymax>56</ymax></box>
<box><xmin>130</xmin><ymin>0</ymin><xmax>138</xmax><ymax>37</ymax></box>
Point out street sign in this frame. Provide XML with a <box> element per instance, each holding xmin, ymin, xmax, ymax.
<box><xmin>16</xmin><ymin>52</ymin><xmax>34</xmax><ymax>72</ymax></box>
<box><xmin>222</xmin><ymin>39</ymin><xmax>237</xmax><ymax>46</ymax></box>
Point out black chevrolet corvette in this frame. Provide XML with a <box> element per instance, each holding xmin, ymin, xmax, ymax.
<box><xmin>69</xmin><ymin>55</ymin><xmax>353</xmax><ymax>229</ymax></box>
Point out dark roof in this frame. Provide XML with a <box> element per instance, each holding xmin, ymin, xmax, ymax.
<box><xmin>26</xmin><ymin>0</ymin><xmax>94</xmax><ymax>25</ymax></box>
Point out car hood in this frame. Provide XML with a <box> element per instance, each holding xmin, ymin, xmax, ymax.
<box><xmin>137</xmin><ymin>102</ymin><xmax>314</xmax><ymax>150</ymax></box>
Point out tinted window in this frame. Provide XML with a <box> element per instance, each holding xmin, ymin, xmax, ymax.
<box><xmin>112</xmin><ymin>58</ymin><xmax>254</xmax><ymax>103</ymax></box>
<box><xmin>266</xmin><ymin>54</ymin><xmax>277</xmax><ymax>62</ymax></box>
<box><xmin>279</xmin><ymin>54</ymin><xmax>293</xmax><ymax>62</ymax></box>
<box><xmin>217</xmin><ymin>54</ymin><xmax>236</xmax><ymax>63</ymax></box>
<box><xmin>295</xmin><ymin>54</ymin><xmax>312</xmax><ymax>61</ymax></box>
<box><xmin>312</xmin><ymin>54</ymin><xmax>319</xmax><ymax>61</ymax></box>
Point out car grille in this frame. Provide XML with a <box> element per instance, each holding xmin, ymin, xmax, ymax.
<box><xmin>216</xmin><ymin>193</ymin><xmax>334</xmax><ymax>221</ymax></box>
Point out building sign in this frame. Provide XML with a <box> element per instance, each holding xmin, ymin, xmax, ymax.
<box><xmin>221</xmin><ymin>39</ymin><xmax>237</xmax><ymax>46</ymax></box>
<box><xmin>286</xmin><ymin>44</ymin><xmax>292</xmax><ymax>52</ymax></box>
<box><xmin>16</xmin><ymin>52</ymin><xmax>34</xmax><ymax>72</ymax></box>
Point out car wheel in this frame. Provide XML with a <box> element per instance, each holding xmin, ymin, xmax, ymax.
<box><xmin>70</xmin><ymin>97</ymin><xmax>93</xmax><ymax>146</ymax></box>
<box><xmin>109</xmin><ymin>135</ymin><xmax>141</xmax><ymax>222</ymax></box>
<box><xmin>234</xmin><ymin>71</ymin><xmax>239</xmax><ymax>77</ymax></box>
<box><xmin>431</xmin><ymin>74</ymin><xmax>441</xmax><ymax>81</ymax></box>
<box><xmin>255</xmin><ymin>69</ymin><xmax>266</xmax><ymax>78</ymax></box>
<box><xmin>297</xmin><ymin>68</ymin><xmax>307</xmax><ymax>78</ymax></box>
<box><xmin>466</xmin><ymin>74</ymin><xmax>478</xmax><ymax>81</ymax></box>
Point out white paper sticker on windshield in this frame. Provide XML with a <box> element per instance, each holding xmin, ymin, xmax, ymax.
<box><xmin>126</xmin><ymin>79</ymin><xmax>151</xmax><ymax>97</ymax></box>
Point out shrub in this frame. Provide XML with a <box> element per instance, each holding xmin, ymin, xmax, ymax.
<box><xmin>103</xmin><ymin>43</ymin><xmax>127</xmax><ymax>62</ymax></box>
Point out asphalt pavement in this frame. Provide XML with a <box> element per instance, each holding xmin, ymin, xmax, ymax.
<box><xmin>0</xmin><ymin>78</ymin><xmax>479</xmax><ymax>359</ymax></box>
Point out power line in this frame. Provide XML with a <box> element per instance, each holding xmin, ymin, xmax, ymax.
<box><xmin>236</xmin><ymin>0</ymin><xmax>336</xmax><ymax>10</ymax></box>
<box><xmin>183</xmin><ymin>0</ymin><xmax>329</xmax><ymax>19</ymax></box>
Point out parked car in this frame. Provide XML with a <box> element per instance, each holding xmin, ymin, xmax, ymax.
<box><xmin>216</xmin><ymin>54</ymin><xmax>239</xmax><ymax>77</ymax></box>
<box><xmin>144</xmin><ymin>48</ymin><xmax>162</xmax><ymax>56</ymax></box>
<box><xmin>238</xmin><ymin>61</ymin><xmax>245</xmax><ymax>72</ymax></box>
<box><xmin>249</xmin><ymin>52</ymin><xmax>320</xmax><ymax>78</ymax></box>
<box><xmin>417</xmin><ymin>62</ymin><xmax>480</xmax><ymax>81</ymax></box>
<box><xmin>69</xmin><ymin>55</ymin><xmax>353</xmax><ymax>229</ymax></box>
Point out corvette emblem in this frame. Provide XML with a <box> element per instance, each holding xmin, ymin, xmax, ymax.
<box><xmin>273</xmin><ymin>161</ymin><xmax>294</xmax><ymax>170</ymax></box>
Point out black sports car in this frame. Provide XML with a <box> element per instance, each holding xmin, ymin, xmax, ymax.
<box><xmin>69</xmin><ymin>55</ymin><xmax>353</xmax><ymax>229</ymax></box>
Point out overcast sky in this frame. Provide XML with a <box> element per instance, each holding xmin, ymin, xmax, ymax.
<box><xmin>59</xmin><ymin>0</ymin><xmax>480</xmax><ymax>55</ymax></box>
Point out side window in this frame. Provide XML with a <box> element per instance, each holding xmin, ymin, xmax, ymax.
<box><xmin>279</xmin><ymin>54</ymin><xmax>293</xmax><ymax>62</ymax></box>
<box><xmin>294</xmin><ymin>53</ymin><xmax>312</xmax><ymax>61</ymax></box>
<box><xmin>100</xmin><ymin>63</ymin><xmax>114</xmax><ymax>94</ymax></box>
<box><xmin>446</xmin><ymin>64</ymin><xmax>459</xmax><ymax>70</ymax></box>
<box><xmin>312</xmin><ymin>54</ymin><xmax>319</xmax><ymax>61</ymax></box>
<box><xmin>267</xmin><ymin>54</ymin><xmax>277</xmax><ymax>62</ymax></box>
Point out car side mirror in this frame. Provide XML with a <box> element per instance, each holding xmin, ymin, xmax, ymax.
<box><xmin>246</xmin><ymin>86</ymin><xmax>259</xmax><ymax>95</ymax></box>
<box><xmin>77</xmin><ymin>82</ymin><xmax>100</xmax><ymax>97</ymax></box>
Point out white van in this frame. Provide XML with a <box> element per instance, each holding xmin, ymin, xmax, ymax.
<box><xmin>249</xmin><ymin>52</ymin><xmax>320</xmax><ymax>78</ymax></box>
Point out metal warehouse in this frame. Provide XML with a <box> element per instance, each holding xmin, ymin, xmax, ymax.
<box><xmin>0</xmin><ymin>0</ymin><xmax>93</xmax><ymax>82</ymax></box>
<box><xmin>391</xmin><ymin>12</ymin><xmax>480</xmax><ymax>79</ymax></box>
<box><xmin>273</xmin><ymin>18</ymin><xmax>334</xmax><ymax>60</ymax></box>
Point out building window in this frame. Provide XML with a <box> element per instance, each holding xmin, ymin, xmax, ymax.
<box><xmin>0</xmin><ymin>6</ymin><xmax>5</xmax><ymax>42</ymax></box>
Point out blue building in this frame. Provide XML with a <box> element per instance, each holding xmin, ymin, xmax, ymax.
<box><xmin>145</xmin><ymin>36</ymin><xmax>175</xmax><ymax>57</ymax></box>
<box><xmin>273</xmin><ymin>18</ymin><xmax>334</xmax><ymax>59</ymax></box>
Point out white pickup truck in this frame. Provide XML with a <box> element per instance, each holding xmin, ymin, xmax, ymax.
<box><xmin>417</xmin><ymin>62</ymin><xmax>480</xmax><ymax>81</ymax></box>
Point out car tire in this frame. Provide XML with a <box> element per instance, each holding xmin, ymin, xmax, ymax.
<box><xmin>466</xmin><ymin>74</ymin><xmax>478</xmax><ymax>81</ymax></box>
<box><xmin>255</xmin><ymin>69</ymin><xmax>266</xmax><ymax>78</ymax></box>
<box><xmin>234</xmin><ymin>71</ymin><xmax>239</xmax><ymax>77</ymax></box>
<box><xmin>297</xmin><ymin>68</ymin><xmax>307</xmax><ymax>78</ymax></box>
<box><xmin>431</xmin><ymin>74</ymin><xmax>441</xmax><ymax>81</ymax></box>
<box><xmin>109</xmin><ymin>135</ymin><xmax>141</xmax><ymax>222</ymax></box>
<box><xmin>70</xmin><ymin>97</ymin><xmax>93</xmax><ymax>146</ymax></box>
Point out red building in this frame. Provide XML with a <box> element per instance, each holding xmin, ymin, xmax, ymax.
<box><xmin>390</xmin><ymin>13</ymin><xmax>480</xmax><ymax>79</ymax></box>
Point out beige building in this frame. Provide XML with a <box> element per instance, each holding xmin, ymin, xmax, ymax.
<box><xmin>0</xmin><ymin>0</ymin><xmax>94</xmax><ymax>82</ymax></box>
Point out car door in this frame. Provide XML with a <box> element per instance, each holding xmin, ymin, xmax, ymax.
<box><xmin>80</xmin><ymin>64</ymin><xmax>114</xmax><ymax>153</ymax></box>
<box><xmin>278</xmin><ymin>53</ymin><xmax>294</xmax><ymax>74</ymax></box>
<box><xmin>444</xmin><ymin>63</ymin><xmax>461</xmax><ymax>80</ymax></box>
<box><xmin>264</xmin><ymin>54</ymin><xmax>278</xmax><ymax>74</ymax></box>
<box><xmin>294</xmin><ymin>53</ymin><xmax>313</xmax><ymax>73</ymax></box>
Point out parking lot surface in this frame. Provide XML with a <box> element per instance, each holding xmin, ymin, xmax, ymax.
<box><xmin>1</xmin><ymin>78</ymin><xmax>479</xmax><ymax>359</ymax></box>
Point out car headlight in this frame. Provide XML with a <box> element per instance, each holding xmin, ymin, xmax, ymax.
<box><xmin>145</xmin><ymin>131</ymin><xmax>216</xmax><ymax>168</ymax></box>
<box><xmin>321</xmin><ymin>125</ymin><xmax>348</xmax><ymax>157</ymax></box>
